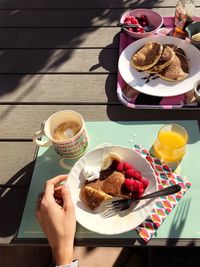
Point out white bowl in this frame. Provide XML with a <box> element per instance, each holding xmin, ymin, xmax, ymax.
<box><xmin>120</xmin><ymin>9</ymin><xmax>163</xmax><ymax>39</ymax></box>
<box><xmin>68</xmin><ymin>145</ymin><xmax>158</xmax><ymax>235</ymax></box>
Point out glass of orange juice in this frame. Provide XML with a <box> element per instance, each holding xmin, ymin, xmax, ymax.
<box><xmin>153</xmin><ymin>124</ymin><xmax>188</xmax><ymax>163</ymax></box>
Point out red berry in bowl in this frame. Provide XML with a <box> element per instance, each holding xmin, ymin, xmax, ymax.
<box><xmin>140</xmin><ymin>15</ymin><xmax>148</xmax><ymax>21</ymax></box>
<box><xmin>133</xmin><ymin>171</ymin><xmax>142</xmax><ymax>181</ymax></box>
<box><xmin>137</xmin><ymin>27</ymin><xmax>145</xmax><ymax>33</ymax></box>
<box><xmin>127</xmin><ymin>27</ymin><xmax>133</xmax><ymax>32</ymax></box>
<box><xmin>142</xmin><ymin>177</ymin><xmax>149</xmax><ymax>190</ymax></box>
<box><xmin>123</xmin><ymin>162</ymin><xmax>133</xmax><ymax>170</ymax></box>
<box><xmin>125</xmin><ymin>168</ymin><xmax>137</xmax><ymax>178</ymax></box>
<box><xmin>131</xmin><ymin>17</ymin><xmax>138</xmax><ymax>24</ymax></box>
<box><xmin>137</xmin><ymin>181</ymin><xmax>144</xmax><ymax>194</ymax></box>
<box><xmin>125</xmin><ymin>20</ymin><xmax>132</xmax><ymax>25</ymax></box>
<box><xmin>116</xmin><ymin>161</ymin><xmax>124</xmax><ymax>172</ymax></box>
<box><xmin>124</xmin><ymin>178</ymin><xmax>135</xmax><ymax>192</ymax></box>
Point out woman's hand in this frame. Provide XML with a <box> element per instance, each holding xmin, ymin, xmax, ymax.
<box><xmin>36</xmin><ymin>175</ymin><xmax>76</xmax><ymax>265</ymax></box>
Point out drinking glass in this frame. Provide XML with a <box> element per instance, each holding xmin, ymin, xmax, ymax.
<box><xmin>153</xmin><ymin>124</ymin><xmax>188</xmax><ymax>163</ymax></box>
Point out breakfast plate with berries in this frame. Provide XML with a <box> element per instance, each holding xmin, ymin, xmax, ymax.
<box><xmin>68</xmin><ymin>145</ymin><xmax>158</xmax><ymax>235</ymax></box>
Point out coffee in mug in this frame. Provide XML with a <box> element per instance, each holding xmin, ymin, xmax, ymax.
<box><xmin>53</xmin><ymin>121</ymin><xmax>81</xmax><ymax>141</ymax></box>
<box><xmin>33</xmin><ymin>110</ymin><xmax>89</xmax><ymax>159</ymax></box>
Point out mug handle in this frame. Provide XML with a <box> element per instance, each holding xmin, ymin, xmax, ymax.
<box><xmin>33</xmin><ymin>129</ymin><xmax>52</xmax><ymax>147</ymax></box>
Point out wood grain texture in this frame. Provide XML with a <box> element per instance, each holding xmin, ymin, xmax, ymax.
<box><xmin>0</xmin><ymin>105</ymin><xmax>199</xmax><ymax>138</ymax></box>
<box><xmin>0</xmin><ymin>142</ymin><xmax>35</xmax><ymax>185</ymax></box>
<box><xmin>0</xmin><ymin>48</ymin><xmax>118</xmax><ymax>73</ymax></box>
<box><xmin>0</xmin><ymin>27</ymin><xmax>120</xmax><ymax>48</ymax></box>
<box><xmin>1</xmin><ymin>8</ymin><xmax>200</xmax><ymax>27</ymax></box>
<box><xmin>0</xmin><ymin>187</ymin><xmax>28</xmax><ymax>243</ymax></box>
<box><xmin>0</xmin><ymin>0</ymin><xmax>199</xmax><ymax>9</ymax></box>
<box><xmin>0</xmin><ymin>74</ymin><xmax>118</xmax><ymax>103</ymax></box>
<box><xmin>1</xmin><ymin>0</ymin><xmax>197</xmax><ymax>9</ymax></box>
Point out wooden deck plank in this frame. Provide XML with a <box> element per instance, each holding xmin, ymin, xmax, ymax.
<box><xmin>0</xmin><ymin>0</ymin><xmax>198</xmax><ymax>9</ymax></box>
<box><xmin>0</xmin><ymin>142</ymin><xmax>35</xmax><ymax>185</ymax></box>
<box><xmin>0</xmin><ymin>105</ymin><xmax>199</xmax><ymax>139</ymax></box>
<box><xmin>0</xmin><ymin>49</ymin><xmax>118</xmax><ymax>73</ymax></box>
<box><xmin>1</xmin><ymin>8</ymin><xmax>199</xmax><ymax>27</ymax></box>
<box><xmin>0</xmin><ymin>28</ymin><xmax>119</xmax><ymax>48</ymax></box>
<box><xmin>0</xmin><ymin>74</ymin><xmax>118</xmax><ymax>103</ymax></box>
<box><xmin>0</xmin><ymin>187</ymin><xmax>28</xmax><ymax>243</ymax></box>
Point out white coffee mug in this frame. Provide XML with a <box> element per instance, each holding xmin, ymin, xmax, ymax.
<box><xmin>33</xmin><ymin>110</ymin><xmax>89</xmax><ymax>159</ymax></box>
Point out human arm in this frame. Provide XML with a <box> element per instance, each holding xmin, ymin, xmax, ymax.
<box><xmin>36</xmin><ymin>175</ymin><xmax>77</xmax><ymax>266</ymax></box>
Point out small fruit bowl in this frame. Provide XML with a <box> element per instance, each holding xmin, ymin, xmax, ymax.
<box><xmin>120</xmin><ymin>9</ymin><xmax>163</xmax><ymax>39</ymax></box>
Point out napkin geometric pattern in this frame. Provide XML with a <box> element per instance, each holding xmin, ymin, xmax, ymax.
<box><xmin>132</xmin><ymin>144</ymin><xmax>192</xmax><ymax>243</ymax></box>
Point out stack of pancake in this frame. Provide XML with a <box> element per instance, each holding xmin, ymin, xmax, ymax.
<box><xmin>81</xmin><ymin>170</ymin><xmax>130</xmax><ymax>211</ymax></box>
<box><xmin>131</xmin><ymin>41</ymin><xmax>189</xmax><ymax>81</ymax></box>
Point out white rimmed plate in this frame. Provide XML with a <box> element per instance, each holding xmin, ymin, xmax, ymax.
<box><xmin>68</xmin><ymin>145</ymin><xmax>158</xmax><ymax>235</ymax></box>
<box><xmin>118</xmin><ymin>35</ymin><xmax>200</xmax><ymax>97</ymax></box>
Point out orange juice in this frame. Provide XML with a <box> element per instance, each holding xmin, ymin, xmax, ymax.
<box><xmin>153</xmin><ymin>125</ymin><xmax>188</xmax><ymax>162</ymax></box>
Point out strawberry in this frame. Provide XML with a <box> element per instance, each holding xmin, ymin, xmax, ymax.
<box><xmin>123</xmin><ymin>162</ymin><xmax>133</xmax><ymax>170</ymax></box>
<box><xmin>142</xmin><ymin>177</ymin><xmax>149</xmax><ymax>190</ymax></box>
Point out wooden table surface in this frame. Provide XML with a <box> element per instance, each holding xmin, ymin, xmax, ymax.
<box><xmin>0</xmin><ymin>0</ymin><xmax>200</xmax><ymax>244</ymax></box>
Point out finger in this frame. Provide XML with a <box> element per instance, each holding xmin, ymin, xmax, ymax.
<box><xmin>36</xmin><ymin>192</ymin><xmax>44</xmax><ymax>210</ymax></box>
<box><xmin>61</xmin><ymin>183</ymin><xmax>74</xmax><ymax>212</ymax></box>
<box><xmin>45</xmin><ymin>175</ymin><xmax>68</xmax><ymax>200</ymax></box>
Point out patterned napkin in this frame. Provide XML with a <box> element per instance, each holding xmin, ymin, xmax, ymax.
<box><xmin>132</xmin><ymin>144</ymin><xmax>192</xmax><ymax>243</ymax></box>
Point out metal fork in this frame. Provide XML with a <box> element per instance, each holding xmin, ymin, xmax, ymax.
<box><xmin>107</xmin><ymin>184</ymin><xmax>181</xmax><ymax>212</ymax></box>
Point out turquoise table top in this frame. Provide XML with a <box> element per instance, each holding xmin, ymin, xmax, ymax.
<box><xmin>18</xmin><ymin>120</ymin><xmax>200</xmax><ymax>245</ymax></box>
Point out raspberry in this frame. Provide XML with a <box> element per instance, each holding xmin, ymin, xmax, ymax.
<box><xmin>133</xmin><ymin>171</ymin><xmax>142</xmax><ymax>181</ymax></box>
<box><xmin>124</xmin><ymin>179</ymin><xmax>139</xmax><ymax>192</ymax></box>
<box><xmin>142</xmin><ymin>177</ymin><xmax>149</xmax><ymax>190</ymax></box>
<box><xmin>123</xmin><ymin>162</ymin><xmax>133</xmax><ymax>170</ymax></box>
<box><xmin>125</xmin><ymin>20</ymin><xmax>132</xmax><ymax>25</ymax></box>
<box><xmin>140</xmin><ymin>15</ymin><xmax>148</xmax><ymax>21</ymax></box>
<box><xmin>131</xmin><ymin>17</ymin><xmax>138</xmax><ymax>24</ymax></box>
<box><xmin>125</xmin><ymin>16</ymin><xmax>133</xmax><ymax>21</ymax></box>
<box><xmin>131</xmin><ymin>190</ymin><xmax>143</xmax><ymax>199</ymax></box>
<box><xmin>140</xmin><ymin>21</ymin><xmax>149</xmax><ymax>27</ymax></box>
<box><xmin>137</xmin><ymin>27</ymin><xmax>145</xmax><ymax>33</ymax></box>
<box><xmin>115</xmin><ymin>161</ymin><xmax>124</xmax><ymax>172</ymax></box>
<box><xmin>137</xmin><ymin>181</ymin><xmax>144</xmax><ymax>194</ymax></box>
<box><xmin>125</xmin><ymin>168</ymin><xmax>137</xmax><ymax>178</ymax></box>
<box><xmin>127</xmin><ymin>27</ymin><xmax>133</xmax><ymax>32</ymax></box>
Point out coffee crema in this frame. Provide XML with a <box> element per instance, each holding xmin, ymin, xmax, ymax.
<box><xmin>53</xmin><ymin>121</ymin><xmax>81</xmax><ymax>141</ymax></box>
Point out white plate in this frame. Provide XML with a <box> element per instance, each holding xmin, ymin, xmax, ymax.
<box><xmin>68</xmin><ymin>145</ymin><xmax>158</xmax><ymax>235</ymax></box>
<box><xmin>118</xmin><ymin>36</ymin><xmax>200</xmax><ymax>97</ymax></box>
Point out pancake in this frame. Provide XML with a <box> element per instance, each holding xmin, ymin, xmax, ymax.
<box><xmin>81</xmin><ymin>186</ymin><xmax>112</xmax><ymax>211</ymax></box>
<box><xmin>167</xmin><ymin>45</ymin><xmax>186</xmax><ymax>57</ymax></box>
<box><xmin>102</xmin><ymin>171</ymin><xmax>130</xmax><ymax>198</ymax></box>
<box><xmin>132</xmin><ymin>42</ymin><xmax>163</xmax><ymax>71</ymax></box>
<box><xmin>146</xmin><ymin>44</ymin><xmax>175</xmax><ymax>73</ymax></box>
<box><xmin>157</xmin><ymin>52</ymin><xmax>189</xmax><ymax>81</ymax></box>
<box><xmin>81</xmin><ymin>171</ymin><xmax>130</xmax><ymax>211</ymax></box>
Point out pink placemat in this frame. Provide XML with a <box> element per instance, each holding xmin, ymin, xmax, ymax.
<box><xmin>132</xmin><ymin>144</ymin><xmax>191</xmax><ymax>243</ymax></box>
<box><xmin>117</xmin><ymin>16</ymin><xmax>200</xmax><ymax>109</ymax></box>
